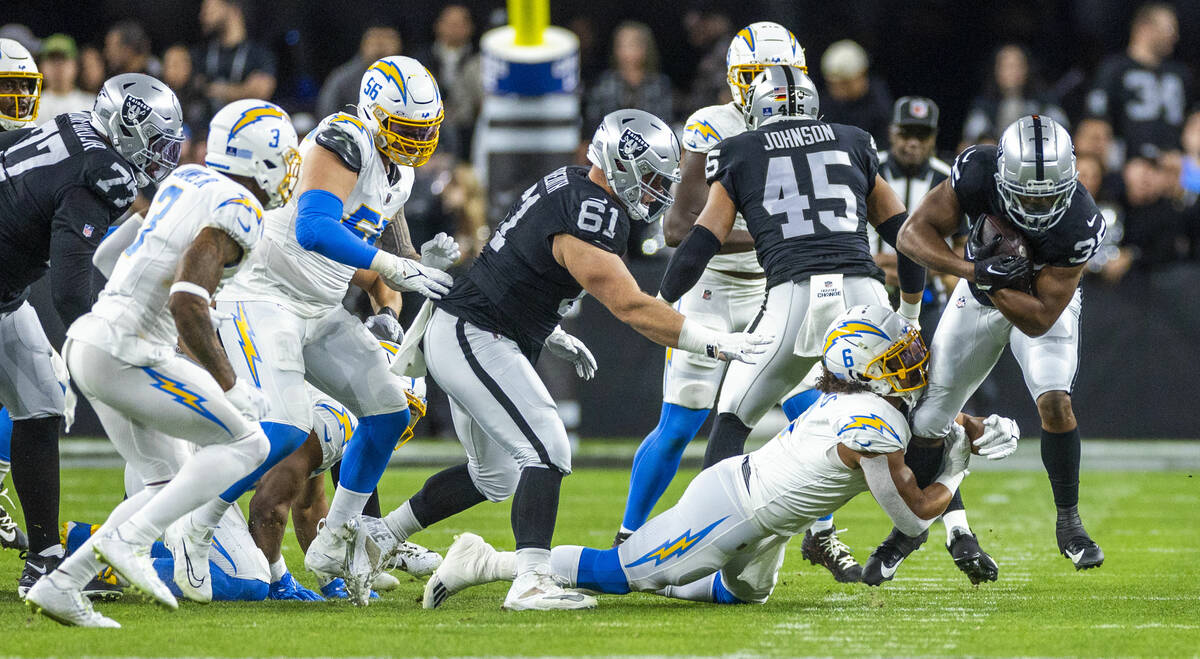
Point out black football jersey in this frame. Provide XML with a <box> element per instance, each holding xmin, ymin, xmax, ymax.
<box><xmin>438</xmin><ymin>165</ymin><xmax>630</xmax><ymax>358</ymax></box>
<box><xmin>950</xmin><ymin>144</ymin><xmax>1106</xmax><ymax>306</ymax></box>
<box><xmin>1086</xmin><ymin>54</ymin><xmax>1193</xmax><ymax>157</ymax></box>
<box><xmin>705</xmin><ymin>117</ymin><xmax>885</xmax><ymax>289</ymax></box>
<box><xmin>0</xmin><ymin>112</ymin><xmax>138</xmax><ymax>312</ymax></box>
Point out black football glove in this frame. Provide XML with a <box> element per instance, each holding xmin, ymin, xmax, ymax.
<box><xmin>974</xmin><ymin>253</ymin><xmax>1033</xmax><ymax>291</ymax></box>
<box><xmin>364</xmin><ymin>307</ymin><xmax>403</xmax><ymax>342</ymax></box>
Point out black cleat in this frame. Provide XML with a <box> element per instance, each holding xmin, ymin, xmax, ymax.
<box><xmin>801</xmin><ymin>528</ymin><xmax>862</xmax><ymax>583</ymax></box>
<box><xmin>611</xmin><ymin>530</ymin><xmax>632</xmax><ymax>548</ymax></box>
<box><xmin>1056</xmin><ymin>508</ymin><xmax>1104</xmax><ymax>570</ymax></box>
<box><xmin>862</xmin><ymin>528</ymin><xmax>928</xmax><ymax>586</ymax></box>
<box><xmin>18</xmin><ymin>551</ymin><xmax>61</xmax><ymax>599</ymax></box>
<box><xmin>0</xmin><ymin>488</ymin><xmax>28</xmax><ymax>551</ymax></box>
<box><xmin>82</xmin><ymin>568</ymin><xmax>124</xmax><ymax>601</ymax></box>
<box><xmin>946</xmin><ymin>528</ymin><xmax>998</xmax><ymax>584</ymax></box>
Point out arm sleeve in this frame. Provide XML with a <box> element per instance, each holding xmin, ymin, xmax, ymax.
<box><xmin>874</xmin><ymin>212</ymin><xmax>926</xmax><ymax>294</ymax></box>
<box><xmin>860</xmin><ymin>454</ymin><xmax>936</xmax><ymax>537</ymax></box>
<box><xmin>92</xmin><ymin>213</ymin><xmax>143</xmax><ymax>279</ymax></box>
<box><xmin>659</xmin><ymin>225</ymin><xmax>722</xmax><ymax>303</ymax></box>
<box><xmin>49</xmin><ymin>187</ymin><xmax>113</xmax><ymax>324</ymax></box>
<box><xmin>294</xmin><ymin>189</ymin><xmax>378</xmax><ymax>269</ymax></box>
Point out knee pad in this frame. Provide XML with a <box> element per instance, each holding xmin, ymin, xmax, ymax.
<box><xmin>669</xmin><ymin>381</ymin><xmax>718</xmax><ymax>411</ymax></box>
<box><xmin>232</xmin><ymin>428</ymin><xmax>272</xmax><ymax>467</ymax></box>
<box><xmin>468</xmin><ymin>460</ymin><xmax>519</xmax><ymax>502</ymax></box>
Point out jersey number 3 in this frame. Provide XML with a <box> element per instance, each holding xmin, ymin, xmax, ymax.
<box><xmin>763</xmin><ymin>151</ymin><xmax>858</xmax><ymax>238</ymax></box>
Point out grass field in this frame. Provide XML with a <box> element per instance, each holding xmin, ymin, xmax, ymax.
<box><xmin>3</xmin><ymin>465</ymin><xmax>1198</xmax><ymax>657</ymax></box>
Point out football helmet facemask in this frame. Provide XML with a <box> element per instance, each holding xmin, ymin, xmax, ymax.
<box><xmin>357</xmin><ymin>56</ymin><xmax>443</xmax><ymax>168</ymax></box>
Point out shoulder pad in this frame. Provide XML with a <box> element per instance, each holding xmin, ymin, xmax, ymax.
<box><xmin>682</xmin><ymin>104</ymin><xmax>745</xmax><ymax>153</ymax></box>
<box><xmin>210</xmin><ymin>189</ymin><xmax>265</xmax><ymax>253</ymax></box>
<box><xmin>87</xmin><ymin>154</ymin><xmax>139</xmax><ymax>210</ymax></box>
<box><xmin>313</xmin><ymin>113</ymin><xmax>372</xmax><ymax>173</ymax></box>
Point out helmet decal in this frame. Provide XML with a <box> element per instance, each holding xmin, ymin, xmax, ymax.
<box><xmin>120</xmin><ymin>95</ymin><xmax>152</xmax><ymax>126</ymax></box>
<box><xmin>367</xmin><ymin>59</ymin><xmax>408</xmax><ymax>103</ymax></box>
<box><xmin>229</xmin><ymin>104</ymin><xmax>285</xmax><ymax>141</ymax></box>
<box><xmin>822</xmin><ymin>320</ymin><xmax>889</xmax><ymax>355</ymax></box>
<box><xmin>617</xmin><ymin>128</ymin><xmax>649</xmax><ymax>159</ymax></box>
<box><xmin>736</xmin><ymin>26</ymin><xmax>755</xmax><ymax>51</ymax></box>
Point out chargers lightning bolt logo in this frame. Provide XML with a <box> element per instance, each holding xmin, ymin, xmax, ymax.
<box><xmin>233</xmin><ymin>303</ymin><xmax>262</xmax><ymax>387</ymax></box>
<box><xmin>228</xmin><ymin>104</ymin><xmax>285</xmax><ymax>140</ymax></box>
<box><xmin>367</xmin><ymin>60</ymin><xmax>408</xmax><ymax>102</ymax></box>
<box><xmin>216</xmin><ymin>196</ymin><xmax>262</xmax><ymax>232</ymax></box>
<box><xmin>142</xmin><ymin>368</ymin><xmax>230</xmax><ymax>434</ymax></box>
<box><xmin>822</xmin><ymin>320</ymin><xmax>890</xmax><ymax>356</ymax></box>
<box><xmin>736</xmin><ymin>26</ymin><xmax>756</xmax><ymax>51</ymax></box>
<box><xmin>317</xmin><ymin>402</ymin><xmax>354</xmax><ymax>446</ymax></box>
<box><xmin>624</xmin><ymin>517</ymin><xmax>729</xmax><ymax>568</ymax></box>
<box><xmin>685</xmin><ymin>120</ymin><xmax>723</xmax><ymax>145</ymax></box>
<box><xmin>838</xmin><ymin>415</ymin><xmax>901</xmax><ymax>444</ymax></box>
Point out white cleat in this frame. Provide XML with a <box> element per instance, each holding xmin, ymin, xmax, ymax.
<box><xmin>304</xmin><ymin>517</ymin><xmax>356</xmax><ymax>583</ymax></box>
<box><xmin>423</xmin><ymin>533</ymin><xmax>502</xmax><ymax>610</ymax></box>
<box><xmin>373</xmin><ymin>571</ymin><xmax>401</xmax><ymax>592</ymax></box>
<box><xmin>26</xmin><ymin>576</ymin><xmax>120</xmax><ymax>628</ymax></box>
<box><xmin>93</xmin><ymin>531</ymin><xmax>177</xmax><ymax>610</ymax></box>
<box><xmin>163</xmin><ymin>520</ymin><xmax>213</xmax><ymax>603</ymax></box>
<box><xmin>503</xmin><ymin>571</ymin><xmax>597</xmax><ymax>612</ymax></box>
<box><xmin>386</xmin><ymin>540</ymin><xmax>443</xmax><ymax>578</ymax></box>
<box><xmin>305</xmin><ymin>517</ymin><xmax>394</xmax><ymax>607</ymax></box>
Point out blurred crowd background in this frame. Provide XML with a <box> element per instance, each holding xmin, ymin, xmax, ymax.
<box><xmin>7</xmin><ymin>0</ymin><xmax>1198</xmax><ymax>438</ymax></box>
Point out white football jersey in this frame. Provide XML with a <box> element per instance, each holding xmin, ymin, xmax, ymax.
<box><xmin>219</xmin><ymin>111</ymin><xmax>414</xmax><ymax>318</ymax></box>
<box><xmin>747</xmin><ymin>391</ymin><xmax>911</xmax><ymax>536</ymax></box>
<box><xmin>69</xmin><ymin>165</ymin><xmax>264</xmax><ymax>366</ymax></box>
<box><xmin>681</xmin><ymin>103</ymin><xmax>762</xmax><ymax>275</ymax></box>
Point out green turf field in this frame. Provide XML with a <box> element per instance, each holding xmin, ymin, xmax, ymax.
<box><xmin>3</xmin><ymin>466</ymin><xmax>1198</xmax><ymax>657</ymax></box>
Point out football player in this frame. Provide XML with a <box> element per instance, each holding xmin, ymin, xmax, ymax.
<box><xmin>157</xmin><ymin>56</ymin><xmax>455</xmax><ymax>608</ymax></box>
<box><xmin>424</xmin><ymin>305</ymin><xmax>1017</xmax><ymax>607</ymax></box>
<box><xmin>0</xmin><ymin>409</ymin><xmax>27</xmax><ymax>551</ymax></box>
<box><xmin>362</xmin><ymin>108</ymin><xmax>770</xmax><ymax>611</ymax></box>
<box><xmin>24</xmin><ymin>99</ymin><xmax>298</xmax><ymax>627</ymax></box>
<box><xmin>889</xmin><ymin>114</ymin><xmax>1107</xmax><ymax>576</ymax></box>
<box><xmin>0</xmin><ymin>73</ymin><xmax>181</xmax><ymax>596</ymax></box>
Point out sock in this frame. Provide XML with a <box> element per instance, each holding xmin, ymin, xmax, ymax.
<box><xmin>326</xmin><ymin>486</ymin><xmax>371</xmax><ymax>529</ymax></box>
<box><xmin>942</xmin><ymin>509</ymin><xmax>971</xmax><ymax>544</ymax></box>
<box><xmin>511</xmin><ymin>466</ymin><xmax>563</xmax><ymax>552</ymax></box>
<box><xmin>57</xmin><ymin>487</ymin><xmax>158</xmax><ymax>589</ymax></box>
<box><xmin>337</xmin><ymin>409</ymin><xmax>410</xmax><ymax>493</ymax></box>
<box><xmin>9</xmin><ymin>416</ymin><xmax>61</xmax><ymax>553</ymax></box>
<box><xmin>658</xmin><ymin>572</ymin><xmax>747</xmax><ymax>604</ymax></box>
<box><xmin>364</xmin><ymin>489</ymin><xmax>382</xmax><ymax>518</ymax></box>
<box><xmin>903</xmin><ymin>441</ymin><xmax>946</xmax><ymax>488</ymax></box>
<box><xmin>515</xmin><ymin>547</ymin><xmax>551</xmax><ymax>577</ymax></box>
<box><xmin>119</xmin><ymin>432</ymin><xmax>268</xmax><ymax>546</ymax></box>
<box><xmin>703</xmin><ymin>413</ymin><xmax>752</xmax><ymax>468</ymax></box>
<box><xmin>945</xmin><ymin>488</ymin><xmax>965</xmax><ymax>513</ymax></box>
<box><xmin>1040</xmin><ymin>427</ymin><xmax>1081</xmax><ymax>509</ymax></box>
<box><xmin>222</xmin><ymin>422</ymin><xmax>310</xmax><ymax>502</ymax></box>
<box><xmin>781</xmin><ymin>389</ymin><xmax>822</xmax><ymax>422</ymax></box>
<box><xmin>269</xmin><ymin>556</ymin><xmax>287</xmax><ymax>582</ymax></box>
<box><xmin>405</xmin><ymin>462</ymin><xmax>487</xmax><ymax>529</ymax></box>
<box><xmin>571</xmin><ymin>546</ymin><xmax>630</xmax><ymax>594</ymax></box>
<box><xmin>621</xmin><ymin>403</ymin><xmax>709</xmax><ymax>531</ymax></box>
<box><xmin>382</xmin><ymin>501</ymin><xmax>423</xmax><ymax>542</ymax></box>
<box><xmin>810</xmin><ymin>515</ymin><xmax>834</xmax><ymax>533</ymax></box>
<box><xmin>0</xmin><ymin>405</ymin><xmax>12</xmax><ymax>466</ymax></box>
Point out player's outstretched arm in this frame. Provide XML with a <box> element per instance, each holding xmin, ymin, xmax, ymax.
<box><xmin>663</xmin><ymin>151</ymin><xmax>754</xmax><ymax>252</ymax></box>
<box><xmin>989</xmin><ymin>264</ymin><xmax>1084</xmax><ymax>337</ymax></box>
<box><xmin>658</xmin><ymin>181</ymin><xmax>738</xmax><ymax>303</ymax></box>
<box><xmin>170</xmin><ymin>227</ymin><xmax>246</xmax><ymax>391</ymax></box>
<box><xmin>554</xmin><ymin>233</ymin><xmax>770</xmax><ymax>363</ymax></box>
<box><xmin>898</xmin><ymin>180</ymin><xmax>974</xmax><ymax>281</ymax></box>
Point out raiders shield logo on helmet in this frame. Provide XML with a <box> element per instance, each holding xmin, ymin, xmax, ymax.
<box><xmin>618</xmin><ymin>129</ymin><xmax>649</xmax><ymax>160</ymax></box>
<box><xmin>121</xmin><ymin>95</ymin><xmax>153</xmax><ymax>126</ymax></box>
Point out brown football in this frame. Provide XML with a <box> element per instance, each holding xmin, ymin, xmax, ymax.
<box><xmin>976</xmin><ymin>213</ymin><xmax>1029</xmax><ymax>260</ymax></box>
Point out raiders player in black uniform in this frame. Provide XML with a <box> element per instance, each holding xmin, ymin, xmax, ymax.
<box><xmin>660</xmin><ymin>65</ymin><xmax>928</xmax><ymax>471</ymax></box>
<box><xmin>891</xmin><ymin>114</ymin><xmax>1107</xmax><ymax>577</ymax></box>
<box><xmin>0</xmin><ymin>73</ymin><xmax>182</xmax><ymax>596</ymax></box>
<box><xmin>381</xmin><ymin>109</ymin><xmax>769</xmax><ymax>612</ymax></box>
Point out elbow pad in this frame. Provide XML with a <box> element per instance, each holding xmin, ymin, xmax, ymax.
<box><xmin>294</xmin><ymin>189</ymin><xmax>377</xmax><ymax>269</ymax></box>
<box><xmin>659</xmin><ymin>225</ymin><xmax>722</xmax><ymax>303</ymax></box>
<box><xmin>876</xmin><ymin>212</ymin><xmax>927</xmax><ymax>295</ymax></box>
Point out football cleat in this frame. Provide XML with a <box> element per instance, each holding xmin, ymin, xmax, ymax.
<box><xmin>383</xmin><ymin>540</ymin><xmax>442</xmax><ymax>578</ymax></box>
<box><xmin>373</xmin><ymin>571</ymin><xmax>401</xmax><ymax>592</ymax></box>
<box><xmin>0</xmin><ymin>487</ymin><xmax>29</xmax><ymax>551</ymax></box>
<box><xmin>162</xmin><ymin>520</ymin><xmax>213</xmax><ymax>603</ymax></box>
<box><xmin>862</xmin><ymin>528</ymin><xmax>929</xmax><ymax>586</ymax></box>
<box><xmin>93</xmin><ymin>530</ymin><xmax>177</xmax><ymax>609</ymax></box>
<box><xmin>423</xmin><ymin>533</ymin><xmax>503</xmax><ymax>610</ymax></box>
<box><xmin>611</xmin><ymin>530</ymin><xmax>631</xmax><ymax>548</ymax></box>
<box><xmin>268</xmin><ymin>571</ymin><xmax>324</xmax><ymax>601</ymax></box>
<box><xmin>503</xmin><ymin>571</ymin><xmax>596</xmax><ymax>612</ymax></box>
<box><xmin>304</xmin><ymin>517</ymin><xmax>356</xmax><ymax>582</ymax></box>
<box><xmin>801</xmin><ymin>527</ymin><xmax>863</xmax><ymax>583</ymax></box>
<box><xmin>25</xmin><ymin>576</ymin><xmax>120</xmax><ymax>628</ymax></box>
<box><xmin>946</xmin><ymin>528</ymin><xmax>999</xmax><ymax>585</ymax></box>
<box><xmin>320</xmin><ymin>577</ymin><xmax>378</xmax><ymax>600</ymax></box>
<box><xmin>82</xmin><ymin>572</ymin><xmax>124</xmax><ymax>601</ymax></box>
<box><xmin>17</xmin><ymin>551</ymin><xmax>61</xmax><ymax>599</ymax></box>
<box><xmin>1056</xmin><ymin>509</ymin><xmax>1104</xmax><ymax>570</ymax></box>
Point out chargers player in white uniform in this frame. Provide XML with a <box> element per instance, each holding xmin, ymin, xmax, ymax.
<box><xmin>25</xmin><ymin>99</ymin><xmax>299</xmax><ymax>627</ymax></box>
<box><xmin>428</xmin><ymin>305</ymin><xmax>1018</xmax><ymax>607</ymax></box>
<box><xmin>163</xmin><ymin>56</ymin><xmax>455</xmax><ymax>606</ymax></box>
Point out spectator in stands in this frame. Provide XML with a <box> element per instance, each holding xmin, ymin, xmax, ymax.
<box><xmin>316</xmin><ymin>24</ymin><xmax>402</xmax><ymax>119</ymax></box>
<box><xmin>961</xmin><ymin>44</ymin><xmax>1067</xmax><ymax>146</ymax></box>
<box><xmin>819</xmin><ymin>39</ymin><xmax>891</xmax><ymax>145</ymax></box>
<box><xmin>681</xmin><ymin>9</ymin><xmax>733</xmax><ymax>110</ymax></box>
<box><xmin>568</xmin><ymin>15</ymin><xmax>604</xmax><ymax>90</ymax></box>
<box><xmin>78</xmin><ymin>45</ymin><xmax>106</xmax><ymax>93</ymax></box>
<box><xmin>104</xmin><ymin>21</ymin><xmax>159</xmax><ymax>77</ymax></box>
<box><xmin>413</xmin><ymin>5</ymin><xmax>482</xmax><ymax>160</ymax></box>
<box><xmin>1087</xmin><ymin>2</ymin><xmax>1193</xmax><ymax>160</ymax></box>
<box><xmin>1075</xmin><ymin>117</ymin><xmax>1118</xmax><ymax>171</ymax></box>
<box><xmin>194</xmin><ymin>0</ymin><xmax>277</xmax><ymax>115</ymax></box>
<box><xmin>1118</xmin><ymin>155</ymin><xmax>1191</xmax><ymax>272</ymax></box>
<box><xmin>584</xmin><ymin>21</ymin><xmax>673</xmax><ymax>135</ymax></box>
<box><xmin>35</xmin><ymin>34</ymin><xmax>92</xmax><ymax>124</ymax></box>
<box><xmin>163</xmin><ymin>44</ymin><xmax>211</xmax><ymax>135</ymax></box>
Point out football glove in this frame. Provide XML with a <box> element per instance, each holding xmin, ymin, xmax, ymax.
<box><xmin>677</xmin><ymin>319</ymin><xmax>774</xmax><ymax>364</ymax></box>
<box><xmin>973</xmin><ymin>414</ymin><xmax>1020</xmax><ymax>460</ymax></box>
<box><xmin>974</xmin><ymin>253</ymin><xmax>1033</xmax><ymax>291</ymax></box>
<box><xmin>371</xmin><ymin>251</ymin><xmax>453</xmax><ymax>299</ymax></box>
<box><xmin>364</xmin><ymin>308</ymin><xmax>403</xmax><ymax>343</ymax></box>
<box><xmin>419</xmin><ymin>232</ymin><xmax>461</xmax><ymax>271</ymax></box>
<box><xmin>544</xmin><ymin>326</ymin><xmax>597</xmax><ymax>380</ymax></box>
<box><xmin>225</xmin><ymin>377</ymin><xmax>269</xmax><ymax>422</ymax></box>
<box><xmin>941</xmin><ymin>422</ymin><xmax>972</xmax><ymax>477</ymax></box>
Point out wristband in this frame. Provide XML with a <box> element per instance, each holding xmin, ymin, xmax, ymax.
<box><xmin>676</xmin><ymin>318</ymin><xmax>719</xmax><ymax>359</ymax></box>
<box><xmin>169</xmin><ymin>281</ymin><xmax>212</xmax><ymax>303</ymax></box>
<box><xmin>899</xmin><ymin>298</ymin><xmax>921</xmax><ymax>320</ymax></box>
<box><xmin>935</xmin><ymin>469</ymin><xmax>966</xmax><ymax>494</ymax></box>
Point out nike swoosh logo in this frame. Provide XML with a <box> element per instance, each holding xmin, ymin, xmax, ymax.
<box><xmin>1066</xmin><ymin>548</ymin><xmax>1085</xmax><ymax>563</ymax></box>
<box><xmin>986</xmin><ymin>265</ymin><xmax>1006</xmax><ymax>275</ymax></box>
<box><xmin>880</xmin><ymin>558</ymin><xmax>903</xmax><ymax>578</ymax></box>
<box><xmin>183</xmin><ymin>548</ymin><xmax>206</xmax><ymax>588</ymax></box>
<box><xmin>1086</xmin><ymin>214</ymin><xmax>1098</xmax><ymax>228</ymax></box>
<box><xmin>28</xmin><ymin>562</ymin><xmax>48</xmax><ymax>575</ymax></box>
<box><xmin>0</xmin><ymin>528</ymin><xmax>15</xmax><ymax>542</ymax></box>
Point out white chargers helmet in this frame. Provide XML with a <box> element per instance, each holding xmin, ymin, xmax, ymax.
<box><xmin>822</xmin><ymin>305</ymin><xmax>928</xmax><ymax>405</ymax></box>
<box><xmin>357</xmin><ymin>56</ymin><xmax>443</xmax><ymax>167</ymax></box>
<box><xmin>378</xmin><ymin>340</ymin><xmax>427</xmax><ymax>446</ymax></box>
<box><xmin>0</xmin><ymin>38</ymin><xmax>41</xmax><ymax>130</ymax></box>
<box><xmin>995</xmin><ymin>114</ymin><xmax>1077</xmax><ymax>233</ymax></box>
<box><xmin>744</xmin><ymin>65</ymin><xmax>819</xmax><ymax>130</ymax></box>
<box><xmin>91</xmin><ymin>73</ymin><xmax>184</xmax><ymax>187</ymax></box>
<box><xmin>587</xmin><ymin>108</ymin><xmax>681</xmax><ymax>223</ymax></box>
<box><xmin>205</xmin><ymin>100</ymin><xmax>301</xmax><ymax>209</ymax></box>
<box><xmin>726</xmin><ymin>22</ymin><xmax>806</xmax><ymax>109</ymax></box>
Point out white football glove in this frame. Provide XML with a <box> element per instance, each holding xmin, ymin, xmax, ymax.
<box><xmin>364</xmin><ymin>309</ymin><xmax>404</xmax><ymax>343</ymax></box>
<box><xmin>942</xmin><ymin>422</ymin><xmax>972</xmax><ymax>476</ymax></box>
<box><xmin>974</xmin><ymin>414</ymin><xmax>1020</xmax><ymax>460</ymax></box>
<box><xmin>676</xmin><ymin>318</ymin><xmax>774</xmax><ymax>364</ymax></box>
<box><xmin>544</xmin><ymin>326</ymin><xmax>597</xmax><ymax>380</ymax></box>
<box><xmin>419</xmin><ymin>232</ymin><xmax>461</xmax><ymax>271</ymax></box>
<box><xmin>208</xmin><ymin>307</ymin><xmax>234</xmax><ymax>331</ymax></box>
<box><xmin>371</xmin><ymin>251</ymin><xmax>453</xmax><ymax>299</ymax></box>
<box><xmin>898</xmin><ymin>298</ymin><xmax>922</xmax><ymax>331</ymax></box>
<box><xmin>225</xmin><ymin>377</ymin><xmax>269</xmax><ymax>422</ymax></box>
<box><xmin>49</xmin><ymin>347</ymin><xmax>77</xmax><ymax>432</ymax></box>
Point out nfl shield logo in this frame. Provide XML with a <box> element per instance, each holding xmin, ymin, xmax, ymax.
<box><xmin>911</xmin><ymin>100</ymin><xmax>929</xmax><ymax>118</ymax></box>
<box><xmin>956</xmin><ymin>296</ymin><xmax>966</xmax><ymax>308</ymax></box>
<box><xmin>121</xmin><ymin>95</ymin><xmax>153</xmax><ymax>126</ymax></box>
<box><xmin>82</xmin><ymin>224</ymin><xmax>95</xmax><ymax>238</ymax></box>
<box><xmin>617</xmin><ymin>129</ymin><xmax>649</xmax><ymax>160</ymax></box>
<box><xmin>702</xmin><ymin>289</ymin><xmax>712</xmax><ymax>300</ymax></box>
